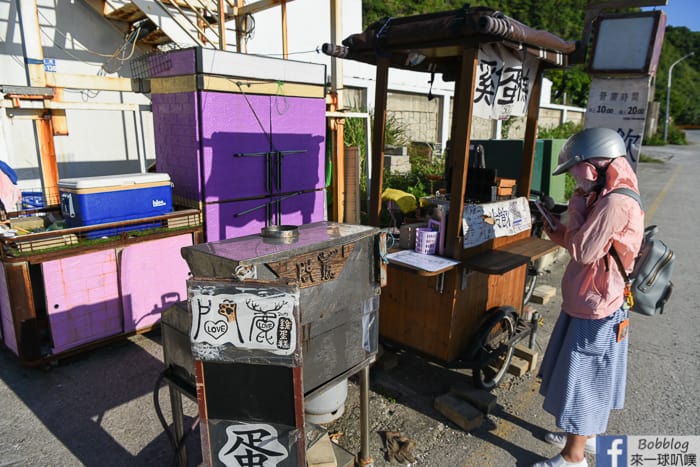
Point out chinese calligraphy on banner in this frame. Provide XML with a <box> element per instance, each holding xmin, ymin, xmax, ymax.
<box><xmin>462</xmin><ymin>197</ymin><xmax>532</xmax><ymax>249</ymax></box>
<box><xmin>473</xmin><ymin>43</ymin><xmax>538</xmax><ymax>120</ymax></box>
<box><xmin>585</xmin><ymin>76</ymin><xmax>652</xmax><ymax>170</ymax></box>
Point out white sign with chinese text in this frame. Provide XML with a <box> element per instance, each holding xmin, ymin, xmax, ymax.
<box><xmin>585</xmin><ymin>76</ymin><xmax>652</xmax><ymax>170</ymax></box>
<box><xmin>190</xmin><ymin>289</ymin><xmax>298</xmax><ymax>356</ymax></box>
<box><xmin>473</xmin><ymin>43</ymin><xmax>538</xmax><ymax>120</ymax></box>
<box><xmin>462</xmin><ymin>197</ymin><xmax>532</xmax><ymax>249</ymax></box>
<box><xmin>218</xmin><ymin>423</ymin><xmax>289</xmax><ymax>467</ymax></box>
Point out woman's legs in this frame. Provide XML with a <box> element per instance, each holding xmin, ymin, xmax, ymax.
<box><xmin>561</xmin><ymin>434</ymin><xmax>591</xmax><ymax>463</ymax></box>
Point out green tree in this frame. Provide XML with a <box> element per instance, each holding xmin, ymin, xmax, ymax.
<box><xmin>360</xmin><ymin>2</ymin><xmax>700</xmax><ymax>126</ymax></box>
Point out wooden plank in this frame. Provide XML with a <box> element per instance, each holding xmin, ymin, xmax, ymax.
<box><xmin>35</xmin><ymin>115</ymin><xmax>59</xmax><ymax>206</ymax></box>
<box><xmin>507</xmin><ymin>356</ymin><xmax>529</xmax><ymax>376</ymax></box>
<box><xmin>446</xmin><ymin>47</ymin><xmax>478</xmax><ymax>257</ymax></box>
<box><xmin>3</xmin><ymin>262</ymin><xmax>38</xmax><ymax>361</ymax></box>
<box><xmin>379</xmin><ymin>265</ymin><xmax>460</xmax><ymax>361</ymax></box>
<box><xmin>368</xmin><ymin>58</ymin><xmax>389</xmax><ymax>227</ymax></box>
<box><xmin>280</xmin><ymin>0</ymin><xmax>288</xmax><ymax>59</ymax></box>
<box><xmin>483</xmin><ymin>266</ymin><xmax>526</xmax><ymax>314</ymax></box>
<box><xmin>497</xmin><ymin>236</ymin><xmax>559</xmax><ymax>260</ymax></box>
<box><xmin>266</xmin><ymin>243</ymin><xmax>355</xmax><ymax>288</ymax></box>
<box><xmin>380</xmin><ymin>261</ymin><xmax>527</xmax><ymax>362</ymax></box>
<box><xmin>513</xmin><ymin>344</ymin><xmax>540</xmax><ymax>371</ymax></box>
<box><xmin>434</xmin><ymin>393</ymin><xmax>484</xmax><ymax>432</ymax></box>
<box><xmin>462</xmin><ymin>249</ymin><xmax>529</xmax><ymax>275</ymax></box>
<box><xmin>464</xmin><ymin>237</ymin><xmax>559</xmax><ymax>274</ymax></box>
<box><xmin>149</xmin><ymin>75</ymin><xmax>325</xmax><ymax>98</ymax></box>
<box><xmin>449</xmin><ymin>268</ymin><xmax>490</xmax><ymax>360</ymax></box>
<box><xmin>45</xmin><ymin>72</ymin><xmax>137</xmax><ymax>92</ymax></box>
<box><xmin>236</xmin><ymin>0</ymin><xmax>296</xmax><ymax>16</ymax></box>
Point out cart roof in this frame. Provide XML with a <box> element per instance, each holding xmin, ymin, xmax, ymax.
<box><xmin>331</xmin><ymin>6</ymin><xmax>577</xmax><ymax>78</ymax></box>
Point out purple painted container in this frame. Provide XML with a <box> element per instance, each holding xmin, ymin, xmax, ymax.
<box><xmin>151</xmin><ymin>47</ymin><xmax>327</xmax><ymax>241</ymax></box>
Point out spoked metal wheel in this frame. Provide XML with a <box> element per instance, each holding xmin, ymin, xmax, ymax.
<box><xmin>472</xmin><ymin>313</ymin><xmax>516</xmax><ymax>390</ymax></box>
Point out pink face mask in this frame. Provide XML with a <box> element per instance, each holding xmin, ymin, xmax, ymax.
<box><xmin>569</xmin><ymin>162</ymin><xmax>598</xmax><ymax>192</ymax></box>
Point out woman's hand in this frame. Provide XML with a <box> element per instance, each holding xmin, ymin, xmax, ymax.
<box><xmin>569</xmin><ymin>189</ymin><xmax>588</xmax><ymax>214</ymax></box>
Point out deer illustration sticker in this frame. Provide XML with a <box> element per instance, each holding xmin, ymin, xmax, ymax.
<box><xmin>189</xmin><ymin>281</ymin><xmax>299</xmax><ymax>356</ymax></box>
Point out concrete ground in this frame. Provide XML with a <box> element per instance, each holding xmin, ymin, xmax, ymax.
<box><xmin>2</xmin><ymin>138</ymin><xmax>696</xmax><ymax>466</ymax></box>
<box><xmin>0</xmin><ymin>254</ymin><xmax>568</xmax><ymax>467</ymax></box>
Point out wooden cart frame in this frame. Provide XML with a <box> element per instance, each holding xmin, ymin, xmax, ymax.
<box><xmin>326</xmin><ymin>6</ymin><xmax>577</xmax><ymax>388</ymax></box>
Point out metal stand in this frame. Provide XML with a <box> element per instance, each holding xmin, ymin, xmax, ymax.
<box><xmin>164</xmin><ymin>365</ymin><xmax>374</xmax><ymax>467</ymax></box>
<box><xmin>358</xmin><ymin>365</ymin><xmax>373</xmax><ymax>466</ymax></box>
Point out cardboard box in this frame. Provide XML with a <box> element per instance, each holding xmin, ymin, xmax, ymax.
<box><xmin>59</xmin><ymin>173</ymin><xmax>172</xmax><ymax>237</ymax></box>
<box><xmin>495</xmin><ymin>177</ymin><xmax>517</xmax><ymax>197</ymax></box>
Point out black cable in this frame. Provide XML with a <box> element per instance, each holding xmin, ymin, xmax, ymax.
<box><xmin>153</xmin><ymin>371</ymin><xmax>178</xmax><ymax>450</ymax></box>
<box><xmin>171</xmin><ymin>417</ymin><xmax>200</xmax><ymax>467</ymax></box>
<box><xmin>153</xmin><ymin>369</ymin><xmax>201</xmax><ymax>466</ymax></box>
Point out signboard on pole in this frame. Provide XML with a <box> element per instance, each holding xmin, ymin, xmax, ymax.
<box><xmin>584</xmin><ymin>76</ymin><xmax>652</xmax><ymax>170</ymax></box>
<box><xmin>585</xmin><ymin>10</ymin><xmax>666</xmax><ymax>172</ymax></box>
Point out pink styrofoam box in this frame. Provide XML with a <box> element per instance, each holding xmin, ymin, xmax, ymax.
<box><xmin>204</xmin><ymin>197</ymin><xmax>270</xmax><ymax>242</ymax></box>
<box><xmin>199</xmin><ymin>92</ymin><xmax>273</xmax><ymax>201</ymax></box>
<box><xmin>0</xmin><ymin>266</ymin><xmax>18</xmax><ymax>354</ymax></box>
<box><xmin>152</xmin><ymin>92</ymin><xmax>203</xmax><ymax>202</ymax></box>
<box><xmin>119</xmin><ymin>234</ymin><xmax>193</xmax><ymax>332</ymax></box>
<box><xmin>42</xmin><ymin>250</ymin><xmax>122</xmax><ymax>353</ymax></box>
<box><xmin>148</xmin><ymin>48</ymin><xmax>196</xmax><ymax>78</ymax></box>
<box><xmin>270</xmin><ymin>96</ymin><xmax>326</xmax><ymax>193</ymax></box>
<box><xmin>204</xmin><ymin>189</ymin><xmax>326</xmax><ymax>242</ymax></box>
<box><xmin>199</xmin><ymin>93</ymin><xmax>326</xmax><ymax>201</ymax></box>
<box><xmin>280</xmin><ymin>189</ymin><xmax>326</xmax><ymax>227</ymax></box>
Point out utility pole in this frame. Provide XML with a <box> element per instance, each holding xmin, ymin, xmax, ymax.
<box><xmin>664</xmin><ymin>52</ymin><xmax>695</xmax><ymax>143</ymax></box>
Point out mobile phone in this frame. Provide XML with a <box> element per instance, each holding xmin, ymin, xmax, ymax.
<box><xmin>534</xmin><ymin>199</ymin><xmax>557</xmax><ymax>231</ymax></box>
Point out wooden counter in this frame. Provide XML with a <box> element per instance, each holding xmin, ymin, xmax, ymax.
<box><xmin>380</xmin><ymin>234</ymin><xmax>558</xmax><ymax>362</ymax></box>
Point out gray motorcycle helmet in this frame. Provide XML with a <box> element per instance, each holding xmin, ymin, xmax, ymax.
<box><xmin>552</xmin><ymin>127</ymin><xmax>627</xmax><ymax>175</ymax></box>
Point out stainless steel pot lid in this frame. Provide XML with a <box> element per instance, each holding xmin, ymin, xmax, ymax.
<box><xmin>261</xmin><ymin>225</ymin><xmax>299</xmax><ymax>239</ymax></box>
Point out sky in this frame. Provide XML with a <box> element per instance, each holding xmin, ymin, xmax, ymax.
<box><xmin>642</xmin><ymin>0</ymin><xmax>700</xmax><ymax>32</ymax></box>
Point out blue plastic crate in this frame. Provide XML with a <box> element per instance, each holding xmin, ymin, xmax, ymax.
<box><xmin>21</xmin><ymin>191</ymin><xmax>45</xmax><ymax>209</ymax></box>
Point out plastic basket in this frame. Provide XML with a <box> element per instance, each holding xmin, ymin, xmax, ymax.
<box><xmin>21</xmin><ymin>191</ymin><xmax>45</xmax><ymax>209</ymax></box>
<box><xmin>414</xmin><ymin>227</ymin><xmax>438</xmax><ymax>255</ymax></box>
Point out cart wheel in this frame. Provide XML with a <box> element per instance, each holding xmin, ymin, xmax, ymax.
<box><xmin>472</xmin><ymin>313</ymin><xmax>515</xmax><ymax>390</ymax></box>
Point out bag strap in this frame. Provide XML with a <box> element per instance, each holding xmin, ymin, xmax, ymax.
<box><xmin>609</xmin><ymin>187</ymin><xmax>644</xmax><ymax>211</ymax></box>
<box><xmin>607</xmin><ymin>187</ymin><xmax>641</xmax><ymax>283</ymax></box>
<box><xmin>609</xmin><ymin>247</ymin><xmax>630</xmax><ymax>282</ymax></box>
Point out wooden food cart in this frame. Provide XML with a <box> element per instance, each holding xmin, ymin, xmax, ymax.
<box><xmin>325</xmin><ymin>6</ymin><xmax>577</xmax><ymax>388</ymax></box>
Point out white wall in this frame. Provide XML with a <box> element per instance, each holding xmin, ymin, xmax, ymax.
<box><xmin>0</xmin><ymin>0</ymin><xmax>154</xmax><ymax>191</ymax></box>
<box><xmin>0</xmin><ymin>0</ymin><xmax>583</xmax><ymax>193</ymax></box>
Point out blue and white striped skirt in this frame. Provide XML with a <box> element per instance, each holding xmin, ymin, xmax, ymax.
<box><xmin>538</xmin><ymin>306</ymin><xmax>629</xmax><ymax>436</ymax></box>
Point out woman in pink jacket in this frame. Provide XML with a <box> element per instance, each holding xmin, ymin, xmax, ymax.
<box><xmin>532</xmin><ymin>128</ymin><xmax>644</xmax><ymax>467</ymax></box>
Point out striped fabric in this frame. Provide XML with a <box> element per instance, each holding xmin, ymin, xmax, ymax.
<box><xmin>538</xmin><ymin>307</ymin><xmax>628</xmax><ymax>436</ymax></box>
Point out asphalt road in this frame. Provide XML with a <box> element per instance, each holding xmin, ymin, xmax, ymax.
<box><xmin>332</xmin><ymin>133</ymin><xmax>700</xmax><ymax>467</ymax></box>
<box><xmin>0</xmin><ymin>133</ymin><xmax>698</xmax><ymax>467</ymax></box>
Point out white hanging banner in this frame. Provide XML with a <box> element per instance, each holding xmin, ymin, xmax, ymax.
<box><xmin>584</xmin><ymin>76</ymin><xmax>652</xmax><ymax>170</ymax></box>
<box><xmin>473</xmin><ymin>43</ymin><xmax>538</xmax><ymax>120</ymax></box>
<box><xmin>462</xmin><ymin>197</ymin><xmax>532</xmax><ymax>249</ymax></box>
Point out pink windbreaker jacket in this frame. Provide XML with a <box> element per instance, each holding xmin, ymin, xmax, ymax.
<box><xmin>547</xmin><ymin>157</ymin><xmax>645</xmax><ymax>319</ymax></box>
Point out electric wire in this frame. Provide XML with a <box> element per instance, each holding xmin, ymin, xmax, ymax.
<box><xmin>36</xmin><ymin>9</ymin><xmax>139</xmax><ymax>60</ymax></box>
<box><xmin>257</xmin><ymin>47</ymin><xmax>322</xmax><ymax>57</ymax></box>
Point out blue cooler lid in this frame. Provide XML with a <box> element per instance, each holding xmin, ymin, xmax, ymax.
<box><xmin>59</xmin><ymin>172</ymin><xmax>171</xmax><ymax>190</ymax></box>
